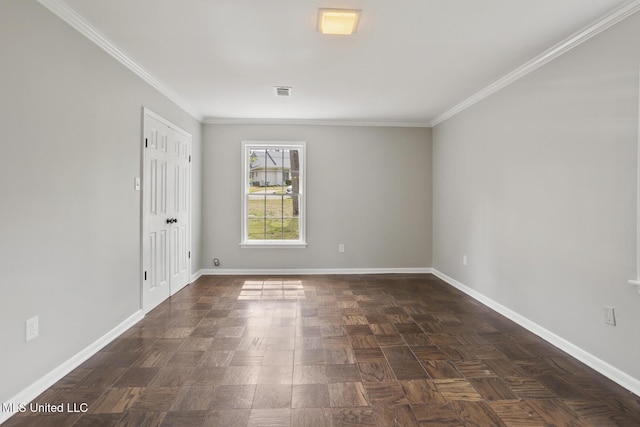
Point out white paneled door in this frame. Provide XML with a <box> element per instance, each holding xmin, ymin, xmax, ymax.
<box><xmin>142</xmin><ymin>110</ymin><xmax>191</xmax><ymax>313</ymax></box>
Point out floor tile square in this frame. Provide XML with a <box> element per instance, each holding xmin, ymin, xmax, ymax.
<box><xmin>292</xmin><ymin>384</ymin><xmax>330</xmax><ymax>408</ymax></box>
<box><xmin>252</xmin><ymin>384</ymin><xmax>292</xmax><ymax>409</ymax></box>
<box><xmin>328</xmin><ymin>382</ymin><xmax>369</xmax><ymax>407</ymax></box>
<box><xmin>210</xmin><ymin>385</ymin><xmax>256</xmax><ymax>409</ymax></box>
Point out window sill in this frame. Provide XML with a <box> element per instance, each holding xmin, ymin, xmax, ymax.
<box><xmin>240</xmin><ymin>241</ymin><xmax>307</xmax><ymax>249</ymax></box>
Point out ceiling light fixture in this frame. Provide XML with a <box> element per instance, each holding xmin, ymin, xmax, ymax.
<box><xmin>318</xmin><ymin>8</ymin><xmax>361</xmax><ymax>35</ymax></box>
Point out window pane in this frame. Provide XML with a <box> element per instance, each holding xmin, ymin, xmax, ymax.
<box><xmin>265</xmin><ymin>194</ymin><xmax>284</xmax><ymax>218</ymax></box>
<box><xmin>265</xmin><ymin>219</ymin><xmax>283</xmax><ymax>239</ymax></box>
<box><xmin>289</xmin><ymin>149</ymin><xmax>301</xmax><ymax>201</ymax></box>
<box><xmin>283</xmin><ymin>218</ymin><xmax>300</xmax><ymax>240</ymax></box>
<box><xmin>248</xmin><ymin>194</ymin><xmax>265</xmax><ymax>218</ymax></box>
<box><xmin>288</xmin><ymin>149</ymin><xmax>300</xmax><ymax>173</ymax></box>
<box><xmin>248</xmin><ymin>150</ymin><xmax>260</xmax><ymax>187</ymax></box>
<box><xmin>282</xmin><ymin>194</ymin><xmax>295</xmax><ymax>218</ymax></box>
<box><xmin>288</xmin><ymin>194</ymin><xmax>300</xmax><ymax>218</ymax></box>
<box><xmin>248</xmin><ymin>218</ymin><xmax>266</xmax><ymax>240</ymax></box>
<box><xmin>257</xmin><ymin>149</ymin><xmax>280</xmax><ymax>188</ymax></box>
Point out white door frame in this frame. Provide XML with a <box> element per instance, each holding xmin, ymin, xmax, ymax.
<box><xmin>141</xmin><ymin>107</ymin><xmax>192</xmax><ymax>313</ymax></box>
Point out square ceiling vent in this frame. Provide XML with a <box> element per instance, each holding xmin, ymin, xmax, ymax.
<box><xmin>274</xmin><ymin>86</ymin><xmax>292</xmax><ymax>97</ymax></box>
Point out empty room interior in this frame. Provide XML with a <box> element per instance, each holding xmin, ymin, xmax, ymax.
<box><xmin>2</xmin><ymin>0</ymin><xmax>640</xmax><ymax>425</ymax></box>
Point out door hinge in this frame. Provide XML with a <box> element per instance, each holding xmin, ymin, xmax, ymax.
<box><xmin>189</xmin><ymin>155</ymin><xmax>191</xmax><ymax>162</ymax></box>
<box><xmin>144</xmin><ymin>271</ymin><xmax>147</xmax><ymax>280</ymax></box>
<box><xmin>145</xmin><ymin>138</ymin><xmax>148</xmax><ymax>148</ymax></box>
<box><xmin>188</xmin><ymin>251</ymin><xmax>191</xmax><ymax>259</ymax></box>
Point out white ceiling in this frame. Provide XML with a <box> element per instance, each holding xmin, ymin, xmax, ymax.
<box><xmin>51</xmin><ymin>0</ymin><xmax>636</xmax><ymax>125</ymax></box>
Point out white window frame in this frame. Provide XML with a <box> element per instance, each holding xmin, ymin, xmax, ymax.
<box><xmin>241</xmin><ymin>141</ymin><xmax>307</xmax><ymax>248</ymax></box>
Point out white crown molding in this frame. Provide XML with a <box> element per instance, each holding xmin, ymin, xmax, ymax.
<box><xmin>431</xmin><ymin>269</ymin><xmax>640</xmax><ymax>396</ymax></box>
<box><xmin>0</xmin><ymin>310</ymin><xmax>143</xmax><ymax>424</ymax></box>
<box><xmin>203</xmin><ymin>117</ymin><xmax>432</xmax><ymax>128</ymax></box>
<box><xmin>430</xmin><ymin>0</ymin><xmax>640</xmax><ymax>127</ymax></box>
<box><xmin>37</xmin><ymin>0</ymin><xmax>203</xmax><ymax>122</ymax></box>
<box><xmin>200</xmin><ymin>267</ymin><xmax>433</xmax><ymax>276</ymax></box>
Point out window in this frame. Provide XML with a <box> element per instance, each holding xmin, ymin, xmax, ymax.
<box><xmin>241</xmin><ymin>141</ymin><xmax>306</xmax><ymax>248</ymax></box>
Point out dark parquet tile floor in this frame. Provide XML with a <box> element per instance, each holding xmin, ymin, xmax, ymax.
<box><xmin>5</xmin><ymin>274</ymin><xmax>640</xmax><ymax>426</ymax></box>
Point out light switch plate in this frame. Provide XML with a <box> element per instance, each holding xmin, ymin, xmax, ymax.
<box><xmin>603</xmin><ymin>306</ymin><xmax>616</xmax><ymax>326</ymax></box>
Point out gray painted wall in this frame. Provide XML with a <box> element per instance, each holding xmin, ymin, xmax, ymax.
<box><xmin>202</xmin><ymin>124</ymin><xmax>432</xmax><ymax>271</ymax></box>
<box><xmin>432</xmin><ymin>12</ymin><xmax>640</xmax><ymax>380</ymax></box>
<box><xmin>0</xmin><ymin>0</ymin><xmax>202</xmax><ymax>403</ymax></box>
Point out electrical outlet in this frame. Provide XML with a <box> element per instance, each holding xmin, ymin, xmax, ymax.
<box><xmin>603</xmin><ymin>306</ymin><xmax>616</xmax><ymax>326</ymax></box>
<box><xmin>26</xmin><ymin>316</ymin><xmax>39</xmax><ymax>342</ymax></box>
<box><xmin>213</xmin><ymin>258</ymin><xmax>220</xmax><ymax>267</ymax></box>
<box><xmin>338</xmin><ymin>244</ymin><xmax>345</xmax><ymax>253</ymax></box>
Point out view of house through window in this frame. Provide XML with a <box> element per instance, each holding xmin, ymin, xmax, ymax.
<box><xmin>242</xmin><ymin>141</ymin><xmax>306</xmax><ymax>246</ymax></box>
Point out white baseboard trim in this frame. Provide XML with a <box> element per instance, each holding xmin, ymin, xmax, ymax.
<box><xmin>199</xmin><ymin>267</ymin><xmax>433</xmax><ymax>276</ymax></box>
<box><xmin>190</xmin><ymin>269</ymin><xmax>203</xmax><ymax>283</ymax></box>
<box><xmin>431</xmin><ymin>269</ymin><xmax>640</xmax><ymax>396</ymax></box>
<box><xmin>0</xmin><ymin>310</ymin><xmax>144</xmax><ymax>424</ymax></box>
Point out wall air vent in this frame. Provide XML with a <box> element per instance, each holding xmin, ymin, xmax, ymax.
<box><xmin>274</xmin><ymin>86</ymin><xmax>292</xmax><ymax>97</ymax></box>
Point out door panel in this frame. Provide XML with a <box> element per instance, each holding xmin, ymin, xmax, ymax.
<box><xmin>143</xmin><ymin>117</ymin><xmax>171</xmax><ymax>312</ymax></box>
<box><xmin>143</xmin><ymin>112</ymin><xmax>191</xmax><ymax>313</ymax></box>
<box><xmin>169</xmin><ymin>128</ymin><xmax>190</xmax><ymax>293</ymax></box>
<box><xmin>148</xmin><ymin>229</ymin><xmax>167</xmax><ymax>289</ymax></box>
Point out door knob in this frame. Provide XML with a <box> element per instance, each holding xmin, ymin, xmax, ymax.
<box><xmin>173</xmin><ymin>218</ymin><xmax>178</xmax><ymax>224</ymax></box>
<box><xmin>166</xmin><ymin>218</ymin><xmax>172</xmax><ymax>224</ymax></box>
